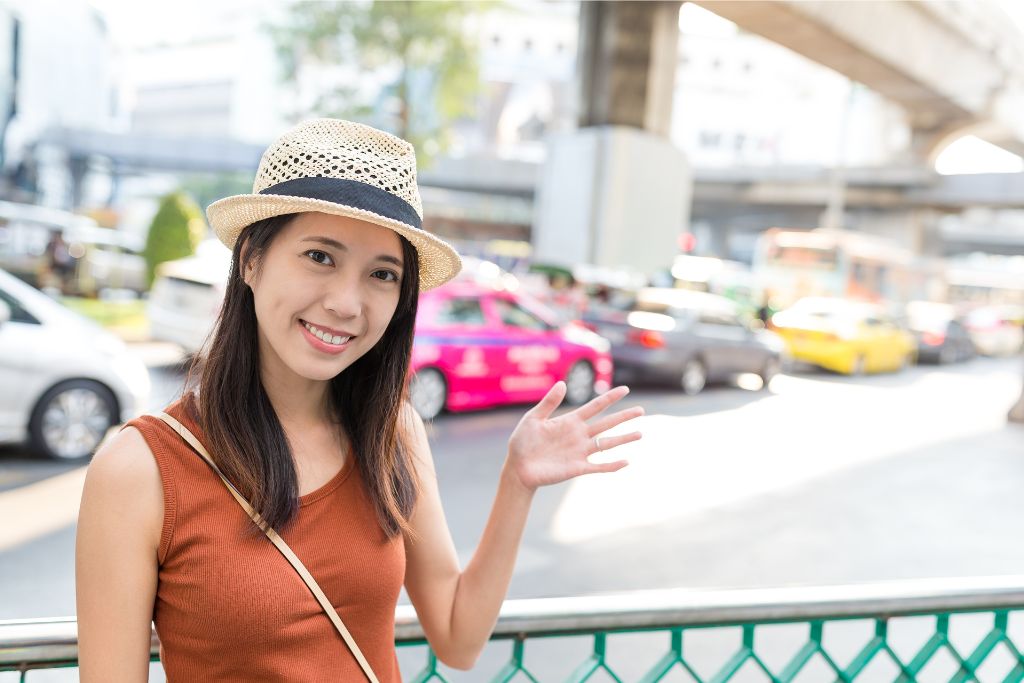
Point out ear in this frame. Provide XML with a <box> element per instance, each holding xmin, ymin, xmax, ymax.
<box><xmin>239</xmin><ymin>241</ymin><xmax>255</xmax><ymax>287</ymax></box>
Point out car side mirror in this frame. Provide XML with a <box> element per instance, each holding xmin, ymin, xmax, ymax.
<box><xmin>0</xmin><ymin>299</ymin><xmax>10</xmax><ymax>327</ymax></box>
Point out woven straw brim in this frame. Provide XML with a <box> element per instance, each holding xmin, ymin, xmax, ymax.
<box><xmin>207</xmin><ymin>194</ymin><xmax>462</xmax><ymax>291</ymax></box>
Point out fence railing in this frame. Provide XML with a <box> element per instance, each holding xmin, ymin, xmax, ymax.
<box><xmin>4</xmin><ymin>576</ymin><xmax>1024</xmax><ymax>681</ymax></box>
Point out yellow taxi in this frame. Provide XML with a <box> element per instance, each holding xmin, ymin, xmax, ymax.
<box><xmin>770</xmin><ymin>297</ymin><xmax>916</xmax><ymax>375</ymax></box>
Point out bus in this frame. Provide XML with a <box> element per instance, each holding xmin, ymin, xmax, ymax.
<box><xmin>752</xmin><ymin>228</ymin><xmax>945</xmax><ymax>308</ymax></box>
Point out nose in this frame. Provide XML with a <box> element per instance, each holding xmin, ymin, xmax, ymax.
<box><xmin>320</xmin><ymin>272</ymin><xmax>364</xmax><ymax>321</ymax></box>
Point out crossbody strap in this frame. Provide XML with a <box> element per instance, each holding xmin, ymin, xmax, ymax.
<box><xmin>155</xmin><ymin>412</ymin><xmax>380</xmax><ymax>683</ymax></box>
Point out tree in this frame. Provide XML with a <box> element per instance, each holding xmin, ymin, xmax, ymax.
<box><xmin>142</xmin><ymin>192</ymin><xmax>206</xmax><ymax>288</ymax></box>
<box><xmin>268</xmin><ymin>1</ymin><xmax>487</xmax><ymax>166</ymax></box>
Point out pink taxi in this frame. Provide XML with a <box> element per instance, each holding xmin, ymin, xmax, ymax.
<box><xmin>408</xmin><ymin>281</ymin><xmax>614</xmax><ymax>420</ymax></box>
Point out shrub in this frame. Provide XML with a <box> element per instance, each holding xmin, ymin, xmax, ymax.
<box><xmin>142</xmin><ymin>192</ymin><xmax>206</xmax><ymax>288</ymax></box>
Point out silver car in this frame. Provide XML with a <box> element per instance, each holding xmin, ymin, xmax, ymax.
<box><xmin>0</xmin><ymin>268</ymin><xmax>151</xmax><ymax>459</ymax></box>
<box><xmin>583</xmin><ymin>288</ymin><xmax>787</xmax><ymax>395</ymax></box>
<box><xmin>146</xmin><ymin>240</ymin><xmax>232</xmax><ymax>354</ymax></box>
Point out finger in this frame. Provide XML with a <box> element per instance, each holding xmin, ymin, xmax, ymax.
<box><xmin>528</xmin><ymin>381</ymin><xmax>567</xmax><ymax>420</ymax></box>
<box><xmin>574</xmin><ymin>385</ymin><xmax>630</xmax><ymax>421</ymax></box>
<box><xmin>584</xmin><ymin>459</ymin><xmax>629</xmax><ymax>475</ymax></box>
<box><xmin>588</xmin><ymin>406</ymin><xmax>645</xmax><ymax>437</ymax></box>
<box><xmin>591</xmin><ymin>430</ymin><xmax>642</xmax><ymax>453</ymax></box>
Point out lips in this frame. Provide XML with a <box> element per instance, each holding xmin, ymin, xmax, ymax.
<box><xmin>298</xmin><ymin>319</ymin><xmax>357</xmax><ymax>353</ymax></box>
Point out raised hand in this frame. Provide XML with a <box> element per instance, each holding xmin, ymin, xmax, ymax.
<box><xmin>506</xmin><ymin>383</ymin><xmax>644</xmax><ymax>491</ymax></box>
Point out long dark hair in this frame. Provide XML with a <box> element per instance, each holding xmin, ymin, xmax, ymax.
<box><xmin>185</xmin><ymin>213</ymin><xmax>421</xmax><ymax>537</ymax></box>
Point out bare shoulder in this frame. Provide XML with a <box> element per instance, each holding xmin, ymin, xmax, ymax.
<box><xmin>81</xmin><ymin>426</ymin><xmax>163</xmax><ymax>546</ymax></box>
<box><xmin>399</xmin><ymin>401</ymin><xmax>429</xmax><ymax>442</ymax></box>
<box><xmin>87</xmin><ymin>426</ymin><xmax>160</xmax><ymax>494</ymax></box>
<box><xmin>399</xmin><ymin>402</ymin><xmax>435</xmax><ymax>474</ymax></box>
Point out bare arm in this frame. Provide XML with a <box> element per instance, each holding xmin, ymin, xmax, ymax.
<box><xmin>76</xmin><ymin>426</ymin><xmax>163</xmax><ymax>682</ymax></box>
<box><xmin>402</xmin><ymin>383</ymin><xmax>643</xmax><ymax>669</ymax></box>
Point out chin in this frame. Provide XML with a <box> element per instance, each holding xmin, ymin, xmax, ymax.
<box><xmin>282</xmin><ymin>351</ymin><xmax>354</xmax><ymax>381</ymax></box>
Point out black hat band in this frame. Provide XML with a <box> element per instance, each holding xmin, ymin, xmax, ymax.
<box><xmin>259</xmin><ymin>177</ymin><xmax>422</xmax><ymax>230</ymax></box>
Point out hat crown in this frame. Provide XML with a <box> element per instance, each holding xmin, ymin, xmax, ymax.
<box><xmin>253</xmin><ymin>118</ymin><xmax>423</xmax><ymax>218</ymax></box>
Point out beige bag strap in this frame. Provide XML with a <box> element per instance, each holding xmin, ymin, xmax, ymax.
<box><xmin>155</xmin><ymin>412</ymin><xmax>379</xmax><ymax>683</ymax></box>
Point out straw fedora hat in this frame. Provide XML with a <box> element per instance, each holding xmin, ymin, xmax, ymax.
<box><xmin>207</xmin><ymin>118</ymin><xmax>461</xmax><ymax>290</ymax></box>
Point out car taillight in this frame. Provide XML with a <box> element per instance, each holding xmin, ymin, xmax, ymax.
<box><xmin>627</xmin><ymin>329</ymin><xmax>666</xmax><ymax>348</ymax></box>
<box><xmin>922</xmin><ymin>331</ymin><xmax>945</xmax><ymax>346</ymax></box>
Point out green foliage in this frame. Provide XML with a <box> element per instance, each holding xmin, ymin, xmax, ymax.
<box><xmin>142</xmin><ymin>192</ymin><xmax>206</xmax><ymax>288</ymax></box>
<box><xmin>268</xmin><ymin>0</ymin><xmax>490</xmax><ymax>167</ymax></box>
<box><xmin>179</xmin><ymin>172</ymin><xmax>253</xmax><ymax>213</ymax></box>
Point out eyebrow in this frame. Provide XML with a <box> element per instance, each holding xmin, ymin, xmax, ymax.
<box><xmin>300</xmin><ymin>236</ymin><xmax>404</xmax><ymax>268</ymax></box>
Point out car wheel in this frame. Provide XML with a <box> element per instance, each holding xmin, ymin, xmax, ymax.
<box><xmin>29</xmin><ymin>380</ymin><xmax>118</xmax><ymax>461</ymax></box>
<box><xmin>564</xmin><ymin>361</ymin><xmax>596</xmax><ymax>405</ymax></box>
<box><xmin>680</xmin><ymin>358</ymin><xmax>707</xmax><ymax>396</ymax></box>
<box><xmin>759</xmin><ymin>356</ymin><xmax>781</xmax><ymax>389</ymax></box>
<box><xmin>409</xmin><ymin>368</ymin><xmax>447</xmax><ymax>421</ymax></box>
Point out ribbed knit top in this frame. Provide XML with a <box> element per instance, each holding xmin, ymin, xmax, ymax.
<box><xmin>124</xmin><ymin>396</ymin><xmax>406</xmax><ymax>682</ymax></box>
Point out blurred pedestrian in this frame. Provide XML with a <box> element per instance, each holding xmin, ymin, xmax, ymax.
<box><xmin>76</xmin><ymin>118</ymin><xmax>643</xmax><ymax>682</ymax></box>
<box><xmin>43</xmin><ymin>231</ymin><xmax>74</xmax><ymax>292</ymax></box>
<box><xmin>756</xmin><ymin>289</ymin><xmax>776</xmax><ymax>329</ymax></box>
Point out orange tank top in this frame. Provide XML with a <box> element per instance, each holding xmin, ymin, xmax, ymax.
<box><xmin>124</xmin><ymin>396</ymin><xmax>406</xmax><ymax>682</ymax></box>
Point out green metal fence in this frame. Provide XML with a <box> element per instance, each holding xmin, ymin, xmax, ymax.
<box><xmin>4</xmin><ymin>576</ymin><xmax>1024</xmax><ymax>681</ymax></box>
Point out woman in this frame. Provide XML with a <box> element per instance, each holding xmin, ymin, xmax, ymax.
<box><xmin>76</xmin><ymin>119</ymin><xmax>643</xmax><ymax>681</ymax></box>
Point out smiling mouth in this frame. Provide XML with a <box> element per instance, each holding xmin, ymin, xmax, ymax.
<box><xmin>299</xmin><ymin>320</ymin><xmax>355</xmax><ymax>346</ymax></box>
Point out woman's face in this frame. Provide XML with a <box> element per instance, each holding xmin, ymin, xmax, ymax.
<box><xmin>244</xmin><ymin>211</ymin><xmax>405</xmax><ymax>383</ymax></box>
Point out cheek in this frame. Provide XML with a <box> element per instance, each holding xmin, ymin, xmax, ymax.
<box><xmin>366</xmin><ymin>296</ymin><xmax>402</xmax><ymax>343</ymax></box>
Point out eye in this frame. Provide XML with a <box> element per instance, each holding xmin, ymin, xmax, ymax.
<box><xmin>372</xmin><ymin>269</ymin><xmax>400</xmax><ymax>283</ymax></box>
<box><xmin>304</xmin><ymin>249</ymin><xmax>333</xmax><ymax>266</ymax></box>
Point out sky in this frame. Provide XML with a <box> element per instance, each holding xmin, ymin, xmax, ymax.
<box><xmin>88</xmin><ymin>0</ymin><xmax>1024</xmax><ymax>176</ymax></box>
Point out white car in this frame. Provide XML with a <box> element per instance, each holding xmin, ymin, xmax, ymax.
<box><xmin>146</xmin><ymin>240</ymin><xmax>231</xmax><ymax>354</ymax></box>
<box><xmin>0</xmin><ymin>268</ymin><xmax>151</xmax><ymax>459</ymax></box>
<box><xmin>965</xmin><ymin>305</ymin><xmax>1024</xmax><ymax>357</ymax></box>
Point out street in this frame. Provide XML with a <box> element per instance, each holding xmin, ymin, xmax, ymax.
<box><xmin>1</xmin><ymin>354</ymin><xmax>1022</xmax><ymax>681</ymax></box>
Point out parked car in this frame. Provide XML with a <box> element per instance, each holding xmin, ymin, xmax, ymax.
<box><xmin>408</xmin><ymin>281</ymin><xmax>613</xmax><ymax>420</ymax></box>
<box><xmin>964</xmin><ymin>305</ymin><xmax>1024</xmax><ymax>357</ymax></box>
<box><xmin>146</xmin><ymin>240</ymin><xmax>232</xmax><ymax>354</ymax></box>
<box><xmin>0</xmin><ymin>267</ymin><xmax>150</xmax><ymax>459</ymax></box>
<box><xmin>582</xmin><ymin>288</ymin><xmax>786</xmax><ymax>395</ymax></box>
<box><xmin>905</xmin><ymin>301</ymin><xmax>975</xmax><ymax>364</ymax></box>
<box><xmin>66</xmin><ymin>224</ymin><xmax>147</xmax><ymax>296</ymax></box>
<box><xmin>771</xmin><ymin>297</ymin><xmax>916</xmax><ymax>375</ymax></box>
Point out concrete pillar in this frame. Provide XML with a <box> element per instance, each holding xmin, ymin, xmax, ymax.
<box><xmin>533</xmin><ymin>1</ymin><xmax>691</xmax><ymax>275</ymax></box>
<box><xmin>578</xmin><ymin>1</ymin><xmax>682</xmax><ymax>136</ymax></box>
<box><xmin>68</xmin><ymin>154</ymin><xmax>89</xmax><ymax>210</ymax></box>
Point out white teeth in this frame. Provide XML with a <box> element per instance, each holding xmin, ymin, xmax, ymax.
<box><xmin>303</xmin><ymin>321</ymin><xmax>351</xmax><ymax>346</ymax></box>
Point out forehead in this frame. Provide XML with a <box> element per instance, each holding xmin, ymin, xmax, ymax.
<box><xmin>282</xmin><ymin>212</ymin><xmax>403</xmax><ymax>256</ymax></box>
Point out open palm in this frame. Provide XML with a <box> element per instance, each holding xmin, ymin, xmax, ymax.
<box><xmin>507</xmin><ymin>383</ymin><xmax>644</xmax><ymax>491</ymax></box>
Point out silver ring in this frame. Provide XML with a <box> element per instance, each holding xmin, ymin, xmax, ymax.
<box><xmin>594</xmin><ymin>436</ymin><xmax>603</xmax><ymax>451</ymax></box>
